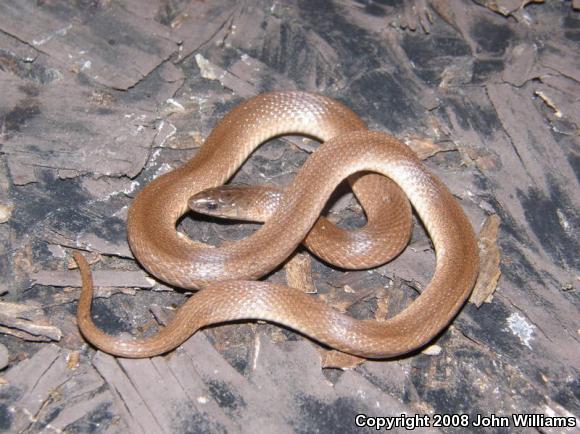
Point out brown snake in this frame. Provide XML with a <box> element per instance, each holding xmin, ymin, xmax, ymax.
<box><xmin>74</xmin><ymin>91</ymin><xmax>479</xmax><ymax>359</ymax></box>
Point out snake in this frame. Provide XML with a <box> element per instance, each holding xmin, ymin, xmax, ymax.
<box><xmin>188</xmin><ymin>175</ymin><xmax>414</xmax><ymax>269</ymax></box>
<box><xmin>74</xmin><ymin>91</ymin><xmax>479</xmax><ymax>359</ymax></box>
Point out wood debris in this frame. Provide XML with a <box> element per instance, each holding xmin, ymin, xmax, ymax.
<box><xmin>0</xmin><ymin>300</ymin><xmax>62</xmax><ymax>342</ymax></box>
<box><xmin>31</xmin><ymin>269</ymin><xmax>154</xmax><ymax>289</ymax></box>
<box><xmin>470</xmin><ymin>215</ymin><xmax>502</xmax><ymax>307</ymax></box>
<box><xmin>0</xmin><ymin>202</ymin><xmax>14</xmax><ymax>223</ymax></box>
<box><xmin>284</xmin><ymin>252</ymin><xmax>317</xmax><ymax>294</ymax></box>
<box><xmin>474</xmin><ymin>0</ymin><xmax>544</xmax><ymax>17</ymax></box>
<box><xmin>405</xmin><ymin>134</ymin><xmax>457</xmax><ymax>160</ymax></box>
<box><xmin>320</xmin><ymin>350</ymin><xmax>365</xmax><ymax>370</ymax></box>
<box><xmin>0</xmin><ymin>343</ymin><xmax>8</xmax><ymax>370</ymax></box>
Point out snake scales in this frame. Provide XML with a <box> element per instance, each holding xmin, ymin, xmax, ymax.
<box><xmin>74</xmin><ymin>91</ymin><xmax>479</xmax><ymax>359</ymax></box>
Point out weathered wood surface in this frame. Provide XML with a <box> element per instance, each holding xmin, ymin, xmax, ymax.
<box><xmin>0</xmin><ymin>1</ymin><xmax>578</xmax><ymax>433</ymax></box>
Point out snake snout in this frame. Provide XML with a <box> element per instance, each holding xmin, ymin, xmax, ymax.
<box><xmin>188</xmin><ymin>193</ymin><xmax>220</xmax><ymax>214</ymax></box>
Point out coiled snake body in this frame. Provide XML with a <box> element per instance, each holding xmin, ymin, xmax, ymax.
<box><xmin>75</xmin><ymin>91</ymin><xmax>479</xmax><ymax>359</ymax></box>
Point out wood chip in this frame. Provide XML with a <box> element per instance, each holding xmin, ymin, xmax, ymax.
<box><xmin>374</xmin><ymin>287</ymin><xmax>390</xmax><ymax>322</ymax></box>
<box><xmin>0</xmin><ymin>343</ymin><xmax>8</xmax><ymax>370</ymax></box>
<box><xmin>470</xmin><ymin>215</ymin><xmax>502</xmax><ymax>307</ymax></box>
<box><xmin>0</xmin><ymin>202</ymin><xmax>14</xmax><ymax>223</ymax></box>
<box><xmin>284</xmin><ymin>253</ymin><xmax>317</xmax><ymax>293</ymax></box>
<box><xmin>67</xmin><ymin>351</ymin><xmax>80</xmax><ymax>370</ymax></box>
<box><xmin>31</xmin><ymin>269</ymin><xmax>154</xmax><ymax>288</ymax></box>
<box><xmin>405</xmin><ymin>134</ymin><xmax>457</xmax><ymax>160</ymax></box>
<box><xmin>534</xmin><ymin>90</ymin><xmax>563</xmax><ymax>118</ymax></box>
<box><xmin>474</xmin><ymin>0</ymin><xmax>544</xmax><ymax>17</ymax></box>
<box><xmin>0</xmin><ymin>300</ymin><xmax>62</xmax><ymax>341</ymax></box>
<box><xmin>319</xmin><ymin>349</ymin><xmax>365</xmax><ymax>370</ymax></box>
<box><xmin>421</xmin><ymin>344</ymin><xmax>443</xmax><ymax>356</ymax></box>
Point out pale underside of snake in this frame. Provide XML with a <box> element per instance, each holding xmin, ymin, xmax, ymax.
<box><xmin>74</xmin><ymin>91</ymin><xmax>479</xmax><ymax>359</ymax></box>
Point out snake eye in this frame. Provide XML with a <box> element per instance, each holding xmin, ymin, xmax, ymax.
<box><xmin>206</xmin><ymin>201</ymin><xmax>218</xmax><ymax>210</ymax></box>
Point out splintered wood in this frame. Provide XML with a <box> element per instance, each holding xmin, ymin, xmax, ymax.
<box><xmin>0</xmin><ymin>301</ymin><xmax>62</xmax><ymax>342</ymax></box>
<box><xmin>470</xmin><ymin>215</ymin><xmax>502</xmax><ymax>307</ymax></box>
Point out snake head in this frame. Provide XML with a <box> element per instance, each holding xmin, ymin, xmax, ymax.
<box><xmin>188</xmin><ymin>184</ymin><xmax>284</xmax><ymax>222</ymax></box>
<box><xmin>188</xmin><ymin>184</ymin><xmax>253</xmax><ymax>220</ymax></box>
